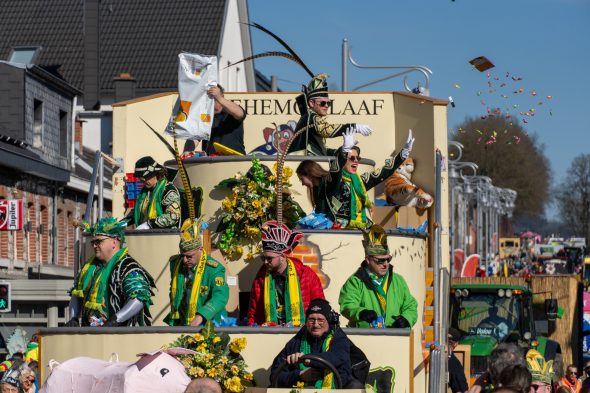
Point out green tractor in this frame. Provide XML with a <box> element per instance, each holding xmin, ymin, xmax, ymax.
<box><xmin>449</xmin><ymin>283</ymin><xmax>562</xmax><ymax>380</ymax></box>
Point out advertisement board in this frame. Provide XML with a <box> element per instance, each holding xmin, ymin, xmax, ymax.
<box><xmin>0</xmin><ymin>199</ymin><xmax>23</xmax><ymax>231</ymax></box>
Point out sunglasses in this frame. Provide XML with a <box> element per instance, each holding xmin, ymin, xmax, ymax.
<box><xmin>315</xmin><ymin>100</ymin><xmax>331</xmax><ymax>108</ymax></box>
<box><xmin>371</xmin><ymin>256</ymin><xmax>392</xmax><ymax>265</ymax></box>
<box><xmin>347</xmin><ymin>155</ymin><xmax>361</xmax><ymax>162</ymax></box>
<box><xmin>91</xmin><ymin>237</ymin><xmax>110</xmax><ymax>247</ymax></box>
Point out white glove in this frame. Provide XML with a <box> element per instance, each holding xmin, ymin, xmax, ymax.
<box><xmin>136</xmin><ymin>222</ymin><xmax>150</xmax><ymax>230</ymax></box>
<box><xmin>342</xmin><ymin>127</ymin><xmax>358</xmax><ymax>153</ymax></box>
<box><xmin>354</xmin><ymin>124</ymin><xmax>373</xmax><ymax>136</ymax></box>
<box><xmin>400</xmin><ymin>129</ymin><xmax>415</xmax><ymax>160</ymax></box>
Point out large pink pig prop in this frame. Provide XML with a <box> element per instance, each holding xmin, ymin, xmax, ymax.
<box><xmin>40</xmin><ymin>348</ymin><xmax>195</xmax><ymax>393</ymax></box>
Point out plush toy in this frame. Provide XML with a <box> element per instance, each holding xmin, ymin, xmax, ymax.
<box><xmin>384</xmin><ymin>157</ymin><xmax>433</xmax><ymax>212</ymax></box>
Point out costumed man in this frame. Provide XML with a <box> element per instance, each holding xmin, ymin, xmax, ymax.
<box><xmin>66</xmin><ymin>217</ymin><xmax>156</xmax><ymax>327</ymax></box>
<box><xmin>126</xmin><ymin>156</ymin><xmax>181</xmax><ymax>229</ymax></box>
<box><xmin>339</xmin><ymin>225</ymin><xmax>418</xmax><ymax>328</ymax></box>
<box><xmin>296</xmin><ymin>129</ymin><xmax>414</xmax><ymax>229</ymax></box>
<box><xmin>247</xmin><ymin>220</ymin><xmax>325</xmax><ymax>326</ymax></box>
<box><xmin>288</xmin><ymin>74</ymin><xmax>373</xmax><ymax>156</ymax></box>
<box><xmin>526</xmin><ymin>349</ymin><xmax>555</xmax><ymax>393</ymax></box>
<box><xmin>165</xmin><ymin>219</ymin><xmax>229</xmax><ymax>326</ymax></box>
<box><xmin>184</xmin><ymin>84</ymin><xmax>247</xmax><ymax>156</ymax></box>
<box><xmin>270</xmin><ymin>299</ymin><xmax>359</xmax><ymax>389</ymax></box>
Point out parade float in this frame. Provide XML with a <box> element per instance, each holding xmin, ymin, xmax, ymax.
<box><xmin>37</xmin><ymin>89</ymin><xmax>451</xmax><ymax>393</ymax></box>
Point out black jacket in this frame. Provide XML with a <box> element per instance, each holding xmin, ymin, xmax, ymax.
<box><xmin>270</xmin><ymin>326</ymin><xmax>353</xmax><ymax>388</ymax></box>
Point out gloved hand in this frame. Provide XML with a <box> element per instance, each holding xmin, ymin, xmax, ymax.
<box><xmin>135</xmin><ymin>222</ymin><xmax>150</xmax><ymax>230</ymax></box>
<box><xmin>354</xmin><ymin>124</ymin><xmax>373</xmax><ymax>136</ymax></box>
<box><xmin>342</xmin><ymin>127</ymin><xmax>358</xmax><ymax>153</ymax></box>
<box><xmin>400</xmin><ymin>129</ymin><xmax>415</xmax><ymax>160</ymax></box>
<box><xmin>65</xmin><ymin>318</ymin><xmax>79</xmax><ymax>327</ymax></box>
<box><xmin>390</xmin><ymin>315</ymin><xmax>410</xmax><ymax>328</ymax></box>
<box><xmin>358</xmin><ymin>309</ymin><xmax>379</xmax><ymax>323</ymax></box>
<box><xmin>103</xmin><ymin>315</ymin><xmax>120</xmax><ymax>327</ymax></box>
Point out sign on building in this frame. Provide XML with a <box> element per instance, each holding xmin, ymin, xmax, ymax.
<box><xmin>0</xmin><ymin>199</ymin><xmax>23</xmax><ymax>231</ymax></box>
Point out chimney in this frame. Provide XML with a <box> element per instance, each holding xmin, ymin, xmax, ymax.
<box><xmin>83</xmin><ymin>0</ymin><xmax>100</xmax><ymax>110</ymax></box>
<box><xmin>113</xmin><ymin>73</ymin><xmax>137</xmax><ymax>103</ymax></box>
<box><xmin>74</xmin><ymin>116</ymin><xmax>85</xmax><ymax>151</ymax></box>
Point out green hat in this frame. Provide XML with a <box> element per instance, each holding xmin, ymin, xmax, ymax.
<box><xmin>303</xmin><ymin>73</ymin><xmax>329</xmax><ymax>102</ymax></box>
<box><xmin>362</xmin><ymin>225</ymin><xmax>390</xmax><ymax>256</ymax></box>
<box><xmin>84</xmin><ymin>217</ymin><xmax>128</xmax><ymax>244</ymax></box>
<box><xmin>179</xmin><ymin>218</ymin><xmax>203</xmax><ymax>252</ymax></box>
<box><xmin>526</xmin><ymin>349</ymin><xmax>554</xmax><ymax>384</ymax></box>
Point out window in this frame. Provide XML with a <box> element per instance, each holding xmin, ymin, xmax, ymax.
<box><xmin>33</xmin><ymin>99</ymin><xmax>43</xmax><ymax>148</ymax></box>
<box><xmin>59</xmin><ymin>110</ymin><xmax>68</xmax><ymax>157</ymax></box>
<box><xmin>8</xmin><ymin>47</ymin><xmax>41</xmax><ymax>64</ymax></box>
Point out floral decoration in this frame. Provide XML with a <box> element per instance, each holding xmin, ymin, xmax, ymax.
<box><xmin>215</xmin><ymin>157</ymin><xmax>304</xmax><ymax>260</ymax></box>
<box><xmin>166</xmin><ymin>322</ymin><xmax>254</xmax><ymax>393</ymax></box>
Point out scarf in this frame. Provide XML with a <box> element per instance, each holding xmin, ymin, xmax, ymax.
<box><xmin>169</xmin><ymin>250</ymin><xmax>208</xmax><ymax>325</ymax></box>
<box><xmin>342</xmin><ymin>170</ymin><xmax>371</xmax><ymax>228</ymax></box>
<box><xmin>134</xmin><ymin>178</ymin><xmax>167</xmax><ymax>224</ymax></box>
<box><xmin>264</xmin><ymin>258</ymin><xmax>304</xmax><ymax>326</ymax></box>
<box><xmin>299</xmin><ymin>331</ymin><xmax>335</xmax><ymax>389</ymax></box>
<box><xmin>84</xmin><ymin>247</ymin><xmax>128</xmax><ymax>317</ymax></box>
<box><xmin>366</xmin><ymin>268</ymin><xmax>390</xmax><ymax>315</ymax></box>
<box><xmin>72</xmin><ymin>257</ymin><xmax>101</xmax><ymax>299</ymax></box>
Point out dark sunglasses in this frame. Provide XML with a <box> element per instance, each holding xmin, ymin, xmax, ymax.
<box><xmin>90</xmin><ymin>238</ymin><xmax>110</xmax><ymax>247</ymax></box>
<box><xmin>315</xmin><ymin>100</ymin><xmax>331</xmax><ymax>108</ymax></box>
<box><xmin>347</xmin><ymin>156</ymin><xmax>361</xmax><ymax>162</ymax></box>
<box><xmin>371</xmin><ymin>256</ymin><xmax>392</xmax><ymax>265</ymax></box>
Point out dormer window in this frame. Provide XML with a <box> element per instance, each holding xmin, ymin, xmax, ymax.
<box><xmin>8</xmin><ymin>46</ymin><xmax>41</xmax><ymax>64</ymax></box>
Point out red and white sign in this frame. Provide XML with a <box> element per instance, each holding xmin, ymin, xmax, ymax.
<box><xmin>0</xmin><ymin>199</ymin><xmax>23</xmax><ymax>231</ymax></box>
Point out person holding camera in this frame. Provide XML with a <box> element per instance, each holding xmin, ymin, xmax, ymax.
<box><xmin>269</xmin><ymin>299</ymin><xmax>363</xmax><ymax>389</ymax></box>
<box><xmin>339</xmin><ymin>225</ymin><xmax>417</xmax><ymax>328</ymax></box>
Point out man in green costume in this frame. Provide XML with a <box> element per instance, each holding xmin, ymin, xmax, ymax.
<box><xmin>127</xmin><ymin>156</ymin><xmax>181</xmax><ymax>229</ymax></box>
<box><xmin>66</xmin><ymin>217</ymin><xmax>156</xmax><ymax>327</ymax></box>
<box><xmin>338</xmin><ymin>225</ymin><xmax>417</xmax><ymax>328</ymax></box>
<box><xmin>165</xmin><ymin>218</ymin><xmax>229</xmax><ymax>326</ymax></box>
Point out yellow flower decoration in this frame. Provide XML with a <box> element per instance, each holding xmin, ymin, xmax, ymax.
<box><xmin>196</xmin><ymin>367</ymin><xmax>205</xmax><ymax>378</ymax></box>
<box><xmin>229</xmin><ymin>337</ymin><xmax>247</xmax><ymax>353</ymax></box>
<box><xmin>213</xmin><ymin>336</ymin><xmax>222</xmax><ymax>344</ymax></box>
<box><xmin>194</xmin><ymin>333</ymin><xmax>204</xmax><ymax>342</ymax></box>
<box><xmin>295</xmin><ymin>381</ymin><xmax>305</xmax><ymax>388</ymax></box>
<box><xmin>220</xmin><ymin>356</ymin><xmax>229</xmax><ymax>365</ymax></box>
<box><xmin>224</xmin><ymin>376</ymin><xmax>243</xmax><ymax>393</ymax></box>
<box><xmin>231</xmin><ymin>365</ymin><xmax>240</xmax><ymax>375</ymax></box>
<box><xmin>207</xmin><ymin>368</ymin><xmax>217</xmax><ymax>378</ymax></box>
<box><xmin>243</xmin><ymin>373</ymin><xmax>254</xmax><ymax>381</ymax></box>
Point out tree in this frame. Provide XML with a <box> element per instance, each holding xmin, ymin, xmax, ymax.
<box><xmin>451</xmin><ymin>116</ymin><xmax>551</xmax><ymax>219</ymax></box>
<box><xmin>556</xmin><ymin>154</ymin><xmax>590</xmax><ymax>243</ymax></box>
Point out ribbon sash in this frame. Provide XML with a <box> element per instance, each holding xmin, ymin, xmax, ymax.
<box><xmin>85</xmin><ymin>248</ymin><xmax>129</xmax><ymax>317</ymax></box>
<box><xmin>170</xmin><ymin>250</ymin><xmax>208</xmax><ymax>324</ymax></box>
<box><xmin>134</xmin><ymin>178</ymin><xmax>167</xmax><ymax>224</ymax></box>
<box><xmin>369</xmin><ymin>270</ymin><xmax>390</xmax><ymax>315</ymax></box>
<box><xmin>264</xmin><ymin>258</ymin><xmax>305</xmax><ymax>325</ymax></box>
<box><xmin>72</xmin><ymin>257</ymin><xmax>99</xmax><ymax>299</ymax></box>
<box><xmin>299</xmin><ymin>331</ymin><xmax>335</xmax><ymax>389</ymax></box>
<box><xmin>342</xmin><ymin>170</ymin><xmax>370</xmax><ymax>226</ymax></box>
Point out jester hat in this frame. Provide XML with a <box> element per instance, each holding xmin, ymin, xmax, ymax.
<box><xmin>362</xmin><ymin>225</ymin><xmax>390</xmax><ymax>256</ymax></box>
<box><xmin>85</xmin><ymin>217</ymin><xmax>128</xmax><ymax>244</ymax></box>
<box><xmin>526</xmin><ymin>349</ymin><xmax>554</xmax><ymax>384</ymax></box>
<box><xmin>261</xmin><ymin>220</ymin><xmax>303</xmax><ymax>255</ymax></box>
<box><xmin>179</xmin><ymin>218</ymin><xmax>203</xmax><ymax>252</ymax></box>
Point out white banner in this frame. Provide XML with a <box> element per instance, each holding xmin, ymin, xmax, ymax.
<box><xmin>166</xmin><ymin>52</ymin><xmax>217</xmax><ymax>140</ymax></box>
<box><xmin>0</xmin><ymin>199</ymin><xmax>23</xmax><ymax>231</ymax></box>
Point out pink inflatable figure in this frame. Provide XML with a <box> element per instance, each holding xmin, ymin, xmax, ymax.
<box><xmin>40</xmin><ymin>348</ymin><xmax>196</xmax><ymax>393</ymax></box>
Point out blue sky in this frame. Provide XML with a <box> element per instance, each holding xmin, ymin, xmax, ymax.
<box><xmin>249</xmin><ymin>0</ymin><xmax>590</xmax><ymax>215</ymax></box>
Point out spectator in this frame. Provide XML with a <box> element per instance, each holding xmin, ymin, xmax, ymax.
<box><xmin>126</xmin><ymin>156</ymin><xmax>181</xmax><ymax>229</ymax></box>
<box><xmin>0</xmin><ymin>367</ymin><xmax>21</xmax><ymax>393</ymax></box>
<box><xmin>559</xmin><ymin>365</ymin><xmax>581</xmax><ymax>393</ymax></box>
<box><xmin>18</xmin><ymin>365</ymin><xmax>35</xmax><ymax>393</ymax></box>
<box><xmin>467</xmin><ymin>343</ymin><xmax>525</xmax><ymax>393</ymax></box>
<box><xmin>164</xmin><ymin>219</ymin><xmax>229</xmax><ymax>327</ymax></box>
<box><xmin>184</xmin><ymin>377</ymin><xmax>222</xmax><ymax>393</ymax></box>
<box><xmin>526</xmin><ymin>349</ymin><xmax>555</xmax><ymax>393</ymax></box>
<box><xmin>296</xmin><ymin>129</ymin><xmax>414</xmax><ymax>229</ymax></box>
<box><xmin>448</xmin><ymin>328</ymin><xmax>469</xmax><ymax>393</ymax></box>
<box><xmin>580</xmin><ymin>361</ymin><xmax>590</xmax><ymax>390</ymax></box>
<box><xmin>493</xmin><ymin>364</ymin><xmax>532</xmax><ymax>393</ymax></box>
<box><xmin>247</xmin><ymin>221</ymin><xmax>325</xmax><ymax>326</ymax></box>
<box><xmin>339</xmin><ymin>225</ymin><xmax>417</xmax><ymax>328</ymax></box>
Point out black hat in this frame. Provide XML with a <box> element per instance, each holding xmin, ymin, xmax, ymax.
<box><xmin>303</xmin><ymin>74</ymin><xmax>329</xmax><ymax>102</ymax></box>
<box><xmin>306</xmin><ymin>298</ymin><xmax>332</xmax><ymax>320</ymax></box>
<box><xmin>448</xmin><ymin>328</ymin><xmax>462</xmax><ymax>343</ymax></box>
<box><xmin>134</xmin><ymin>156</ymin><xmax>164</xmax><ymax>178</ymax></box>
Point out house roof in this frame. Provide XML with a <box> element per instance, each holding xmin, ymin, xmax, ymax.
<box><xmin>0</xmin><ymin>0</ymin><xmax>227</xmax><ymax>92</ymax></box>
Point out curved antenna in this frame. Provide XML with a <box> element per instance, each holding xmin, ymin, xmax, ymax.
<box><xmin>244</xmin><ymin>22</ymin><xmax>314</xmax><ymax>78</ymax></box>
